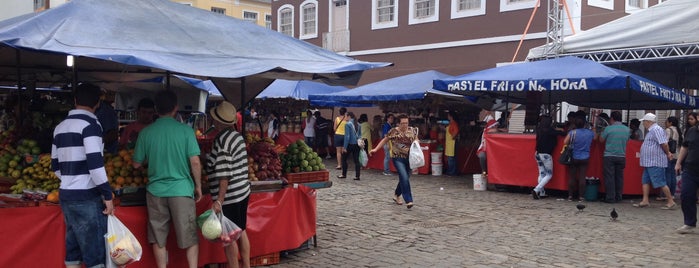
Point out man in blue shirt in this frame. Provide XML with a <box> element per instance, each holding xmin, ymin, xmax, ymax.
<box><xmin>599</xmin><ymin>111</ymin><xmax>630</xmax><ymax>203</ymax></box>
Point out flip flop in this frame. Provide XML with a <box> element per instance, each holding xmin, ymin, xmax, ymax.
<box><xmin>661</xmin><ymin>203</ymin><xmax>678</xmax><ymax>210</ymax></box>
<box><xmin>392</xmin><ymin>196</ymin><xmax>403</xmax><ymax>205</ymax></box>
<box><xmin>633</xmin><ymin>203</ymin><xmax>650</xmax><ymax>208</ymax></box>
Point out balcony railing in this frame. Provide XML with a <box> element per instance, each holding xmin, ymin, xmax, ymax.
<box><xmin>322</xmin><ymin>29</ymin><xmax>350</xmax><ymax>53</ymax></box>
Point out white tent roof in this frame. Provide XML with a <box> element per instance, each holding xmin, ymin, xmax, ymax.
<box><xmin>527</xmin><ymin>0</ymin><xmax>699</xmax><ymax>61</ymax></box>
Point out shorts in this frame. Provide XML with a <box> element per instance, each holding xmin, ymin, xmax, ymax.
<box><xmin>642</xmin><ymin>167</ymin><xmax>667</xmax><ymax>188</ymax></box>
<box><xmin>221</xmin><ymin>196</ymin><xmax>250</xmax><ymax>231</ymax></box>
<box><xmin>60</xmin><ymin>195</ymin><xmax>107</xmax><ymax>268</ymax></box>
<box><xmin>334</xmin><ymin>134</ymin><xmax>344</xmax><ymax>147</ymax></box>
<box><xmin>146</xmin><ymin>192</ymin><xmax>198</xmax><ymax>248</ymax></box>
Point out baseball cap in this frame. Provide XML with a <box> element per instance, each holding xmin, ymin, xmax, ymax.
<box><xmin>640</xmin><ymin>113</ymin><xmax>656</xmax><ymax>122</ymax></box>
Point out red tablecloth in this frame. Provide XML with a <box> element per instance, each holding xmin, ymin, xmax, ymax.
<box><xmin>485</xmin><ymin>134</ymin><xmax>644</xmax><ymax>195</ymax></box>
<box><xmin>0</xmin><ymin>186</ymin><xmax>316</xmax><ymax>267</ymax></box>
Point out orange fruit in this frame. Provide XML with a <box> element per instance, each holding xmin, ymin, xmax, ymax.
<box><xmin>116</xmin><ymin>176</ymin><xmax>125</xmax><ymax>185</ymax></box>
<box><xmin>47</xmin><ymin>191</ymin><xmax>59</xmax><ymax>203</ymax></box>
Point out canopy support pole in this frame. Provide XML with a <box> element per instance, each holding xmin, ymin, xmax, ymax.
<box><xmin>165</xmin><ymin>71</ymin><xmax>171</xmax><ymax>91</ymax></box>
<box><xmin>15</xmin><ymin>50</ymin><xmax>21</xmax><ymax>91</ymax></box>
<box><xmin>241</xmin><ymin>77</ymin><xmax>247</xmax><ymax>135</ymax></box>
<box><xmin>72</xmin><ymin>56</ymin><xmax>78</xmax><ymax>94</ymax></box>
<box><xmin>626</xmin><ymin>77</ymin><xmax>631</xmax><ymax>124</ymax></box>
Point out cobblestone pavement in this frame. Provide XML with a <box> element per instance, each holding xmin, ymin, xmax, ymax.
<box><xmin>273</xmin><ymin>159</ymin><xmax>699</xmax><ymax>267</ymax></box>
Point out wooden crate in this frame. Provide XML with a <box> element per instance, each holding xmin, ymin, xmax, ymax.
<box><xmin>250</xmin><ymin>252</ymin><xmax>280</xmax><ymax>267</ymax></box>
<box><xmin>284</xmin><ymin>170</ymin><xmax>329</xmax><ymax>183</ymax></box>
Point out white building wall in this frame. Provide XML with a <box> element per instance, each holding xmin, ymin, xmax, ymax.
<box><xmin>0</xmin><ymin>0</ymin><xmax>33</xmax><ymax>21</ymax></box>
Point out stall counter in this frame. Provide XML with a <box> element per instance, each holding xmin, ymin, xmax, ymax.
<box><xmin>485</xmin><ymin>134</ymin><xmax>644</xmax><ymax>195</ymax></box>
<box><xmin>0</xmin><ymin>185</ymin><xmax>317</xmax><ymax>268</ymax></box>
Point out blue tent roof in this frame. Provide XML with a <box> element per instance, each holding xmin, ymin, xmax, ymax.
<box><xmin>0</xmin><ymin>0</ymin><xmax>390</xmax><ymax>108</ymax></box>
<box><xmin>309</xmin><ymin>70</ymin><xmax>478</xmax><ymax>105</ymax></box>
<box><xmin>257</xmin><ymin>79</ymin><xmax>372</xmax><ymax>107</ymax></box>
<box><xmin>433</xmin><ymin>57</ymin><xmax>697</xmax><ymax>110</ymax></box>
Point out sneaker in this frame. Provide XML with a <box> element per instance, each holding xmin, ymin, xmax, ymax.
<box><xmin>382</xmin><ymin>172</ymin><xmax>392</xmax><ymax>176</ymax></box>
<box><xmin>531</xmin><ymin>189</ymin><xmax>540</xmax><ymax>200</ymax></box>
<box><xmin>676</xmin><ymin>225</ymin><xmax>696</xmax><ymax>234</ymax></box>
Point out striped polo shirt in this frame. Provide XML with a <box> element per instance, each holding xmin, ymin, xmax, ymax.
<box><xmin>601</xmin><ymin>122</ymin><xmax>630</xmax><ymax>157</ymax></box>
<box><xmin>51</xmin><ymin>109</ymin><xmax>113</xmax><ymax>201</ymax></box>
<box><xmin>640</xmin><ymin>123</ymin><xmax>669</xmax><ymax>168</ymax></box>
<box><xmin>206</xmin><ymin>128</ymin><xmax>250</xmax><ymax>205</ymax></box>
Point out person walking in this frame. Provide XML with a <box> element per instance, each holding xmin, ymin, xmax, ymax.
<box><xmin>133</xmin><ymin>90</ymin><xmax>203</xmax><ymax>268</ymax></box>
<box><xmin>660</xmin><ymin>116</ymin><xmax>682</xmax><ymax>201</ymax></box>
<box><xmin>563</xmin><ymin>116</ymin><xmax>594</xmax><ymax>202</ymax></box>
<box><xmin>531</xmin><ymin>114</ymin><xmax>565</xmax><ymax>199</ymax></box>
<box><xmin>370</xmin><ymin>114</ymin><xmax>418</xmax><ymax>209</ymax></box>
<box><xmin>598</xmin><ymin>111</ymin><xmax>630</xmax><ymax>203</ymax></box>
<box><xmin>338</xmin><ymin>112</ymin><xmax>361</xmax><ymax>180</ymax></box>
<box><xmin>381</xmin><ymin>114</ymin><xmax>395</xmax><ymax>176</ymax></box>
<box><xmin>52</xmin><ymin>83</ymin><xmax>114</xmax><ymax>268</ymax></box>
<box><xmin>333</xmin><ymin>107</ymin><xmax>348</xmax><ymax>170</ymax></box>
<box><xmin>445</xmin><ymin>111</ymin><xmax>459</xmax><ymax>176</ymax></box>
<box><xmin>633</xmin><ymin>113</ymin><xmax>677</xmax><ymax>210</ymax></box>
<box><xmin>675</xmin><ymin>116</ymin><xmax>699</xmax><ymax>233</ymax></box>
<box><xmin>206</xmin><ymin>101</ymin><xmax>251</xmax><ymax>268</ymax></box>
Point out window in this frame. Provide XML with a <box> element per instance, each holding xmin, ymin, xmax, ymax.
<box><xmin>587</xmin><ymin>0</ymin><xmax>613</xmax><ymax>10</ymax></box>
<box><xmin>625</xmin><ymin>0</ymin><xmax>647</xmax><ymax>13</ymax></box>
<box><xmin>499</xmin><ymin>0</ymin><xmax>537</xmax><ymax>12</ymax></box>
<box><xmin>34</xmin><ymin>0</ymin><xmax>47</xmax><ymax>11</ymax></box>
<box><xmin>451</xmin><ymin>0</ymin><xmax>485</xmax><ymax>19</ymax></box>
<box><xmin>409</xmin><ymin>0</ymin><xmax>439</xmax><ymax>25</ymax></box>
<box><xmin>300</xmin><ymin>1</ymin><xmax>318</xmax><ymax>39</ymax></box>
<box><xmin>334</xmin><ymin>0</ymin><xmax>347</xmax><ymax>6</ymax></box>
<box><xmin>371</xmin><ymin>0</ymin><xmax>398</xmax><ymax>29</ymax></box>
<box><xmin>243</xmin><ymin>11</ymin><xmax>258</xmax><ymax>23</ymax></box>
<box><xmin>211</xmin><ymin>7</ymin><xmax>226</xmax><ymax>15</ymax></box>
<box><xmin>265</xmin><ymin>14</ymin><xmax>272</xmax><ymax>29</ymax></box>
<box><xmin>278</xmin><ymin>5</ymin><xmax>294</xmax><ymax>36</ymax></box>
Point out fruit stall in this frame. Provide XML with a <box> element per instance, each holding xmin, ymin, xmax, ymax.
<box><xmin>0</xmin><ymin>89</ymin><xmax>331</xmax><ymax>267</ymax></box>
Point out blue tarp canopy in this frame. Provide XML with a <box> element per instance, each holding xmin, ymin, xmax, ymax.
<box><xmin>257</xmin><ymin>79</ymin><xmax>371</xmax><ymax>107</ymax></box>
<box><xmin>309</xmin><ymin>70</ymin><xmax>479</xmax><ymax>109</ymax></box>
<box><xmin>433</xmin><ymin>57</ymin><xmax>697</xmax><ymax>110</ymax></box>
<box><xmin>0</xmin><ymin>0</ymin><xmax>390</xmax><ymax>108</ymax></box>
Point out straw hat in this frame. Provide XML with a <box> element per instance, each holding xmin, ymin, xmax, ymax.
<box><xmin>209</xmin><ymin>101</ymin><xmax>237</xmax><ymax>125</ymax></box>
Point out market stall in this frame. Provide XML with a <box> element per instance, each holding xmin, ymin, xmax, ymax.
<box><xmin>0</xmin><ymin>184</ymin><xmax>318</xmax><ymax>267</ymax></box>
<box><xmin>484</xmin><ymin>133</ymin><xmax>644</xmax><ymax>195</ymax></box>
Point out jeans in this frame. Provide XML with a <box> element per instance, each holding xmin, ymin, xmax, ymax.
<box><xmin>304</xmin><ymin>136</ymin><xmax>315</xmax><ymax>150</ymax></box>
<box><xmin>383</xmin><ymin>144</ymin><xmax>391</xmax><ymax>173</ymax></box>
<box><xmin>341</xmin><ymin>144</ymin><xmax>361</xmax><ymax>178</ymax></box>
<box><xmin>392</xmin><ymin>157</ymin><xmax>413</xmax><ymax>203</ymax></box>
<box><xmin>534</xmin><ymin>153</ymin><xmax>553</xmax><ymax>195</ymax></box>
<box><xmin>603</xmin><ymin>156</ymin><xmax>626</xmax><ymax>201</ymax></box>
<box><xmin>60</xmin><ymin>195</ymin><xmax>107</xmax><ymax>268</ymax></box>
<box><xmin>666</xmin><ymin>159</ymin><xmax>678</xmax><ymax>196</ymax></box>
<box><xmin>446</xmin><ymin>156</ymin><xmax>457</xmax><ymax>175</ymax></box>
<box><xmin>680</xmin><ymin>170</ymin><xmax>699</xmax><ymax>226</ymax></box>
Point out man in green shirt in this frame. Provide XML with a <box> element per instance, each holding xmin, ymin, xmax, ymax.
<box><xmin>599</xmin><ymin>111</ymin><xmax>630</xmax><ymax>203</ymax></box>
<box><xmin>133</xmin><ymin>90</ymin><xmax>202</xmax><ymax>268</ymax></box>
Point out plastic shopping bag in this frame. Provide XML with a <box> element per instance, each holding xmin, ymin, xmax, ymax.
<box><xmin>105</xmin><ymin>215</ymin><xmax>142</xmax><ymax>267</ymax></box>
<box><xmin>409</xmin><ymin>140</ymin><xmax>425</xmax><ymax>169</ymax></box>
<box><xmin>219</xmin><ymin>213</ymin><xmax>243</xmax><ymax>246</ymax></box>
<box><xmin>359</xmin><ymin>149</ymin><xmax>368</xmax><ymax>167</ymax></box>
<box><xmin>198</xmin><ymin>209</ymin><xmax>223</xmax><ymax>241</ymax></box>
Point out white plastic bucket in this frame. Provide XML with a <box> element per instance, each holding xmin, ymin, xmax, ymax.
<box><xmin>431</xmin><ymin>163</ymin><xmax>443</xmax><ymax>176</ymax></box>
<box><xmin>473</xmin><ymin>174</ymin><xmax>487</xmax><ymax>191</ymax></box>
<box><xmin>430</xmin><ymin>152</ymin><xmax>442</xmax><ymax>164</ymax></box>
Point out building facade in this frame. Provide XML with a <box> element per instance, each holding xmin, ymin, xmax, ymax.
<box><xmin>173</xmin><ymin>0</ymin><xmax>272</xmax><ymax>28</ymax></box>
<box><xmin>271</xmin><ymin>0</ymin><xmax>663</xmax><ymax>85</ymax></box>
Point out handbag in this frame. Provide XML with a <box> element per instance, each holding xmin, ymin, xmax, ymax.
<box><xmin>558</xmin><ymin>130</ymin><xmax>575</xmax><ymax>165</ymax></box>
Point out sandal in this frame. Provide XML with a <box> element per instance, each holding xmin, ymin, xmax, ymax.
<box><xmin>392</xmin><ymin>196</ymin><xmax>403</xmax><ymax>205</ymax></box>
<box><xmin>406</xmin><ymin>202</ymin><xmax>414</xmax><ymax>209</ymax></box>
<box><xmin>633</xmin><ymin>203</ymin><xmax>650</xmax><ymax>208</ymax></box>
<box><xmin>336</xmin><ymin>175</ymin><xmax>346</xmax><ymax>179</ymax></box>
<box><xmin>661</xmin><ymin>203</ymin><xmax>678</xmax><ymax>210</ymax></box>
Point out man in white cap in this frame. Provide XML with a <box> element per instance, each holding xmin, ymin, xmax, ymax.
<box><xmin>634</xmin><ymin>113</ymin><xmax>677</xmax><ymax>209</ymax></box>
<box><xmin>205</xmin><ymin>101</ymin><xmax>251</xmax><ymax>268</ymax></box>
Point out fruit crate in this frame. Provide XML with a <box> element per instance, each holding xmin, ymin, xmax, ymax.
<box><xmin>250</xmin><ymin>252</ymin><xmax>280</xmax><ymax>267</ymax></box>
<box><xmin>284</xmin><ymin>170</ymin><xmax>329</xmax><ymax>183</ymax></box>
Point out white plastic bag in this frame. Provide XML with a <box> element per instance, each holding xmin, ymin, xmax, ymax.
<box><xmin>358</xmin><ymin>149</ymin><xmax>368</xmax><ymax>167</ymax></box>
<box><xmin>409</xmin><ymin>140</ymin><xmax>425</xmax><ymax>169</ymax></box>
<box><xmin>105</xmin><ymin>215</ymin><xmax>142</xmax><ymax>267</ymax></box>
<box><xmin>219</xmin><ymin>213</ymin><xmax>243</xmax><ymax>246</ymax></box>
<box><xmin>199</xmin><ymin>210</ymin><xmax>223</xmax><ymax>241</ymax></box>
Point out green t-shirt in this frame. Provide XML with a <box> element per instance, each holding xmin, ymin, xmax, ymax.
<box><xmin>601</xmin><ymin>122</ymin><xmax>630</xmax><ymax>157</ymax></box>
<box><xmin>133</xmin><ymin>117</ymin><xmax>200</xmax><ymax>197</ymax></box>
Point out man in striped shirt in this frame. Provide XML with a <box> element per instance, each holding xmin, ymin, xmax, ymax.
<box><xmin>52</xmin><ymin>83</ymin><xmax>114</xmax><ymax>268</ymax></box>
<box><xmin>205</xmin><ymin>101</ymin><xmax>251</xmax><ymax>268</ymax></box>
<box><xmin>635</xmin><ymin>113</ymin><xmax>677</xmax><ymax>209</ymax></box>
